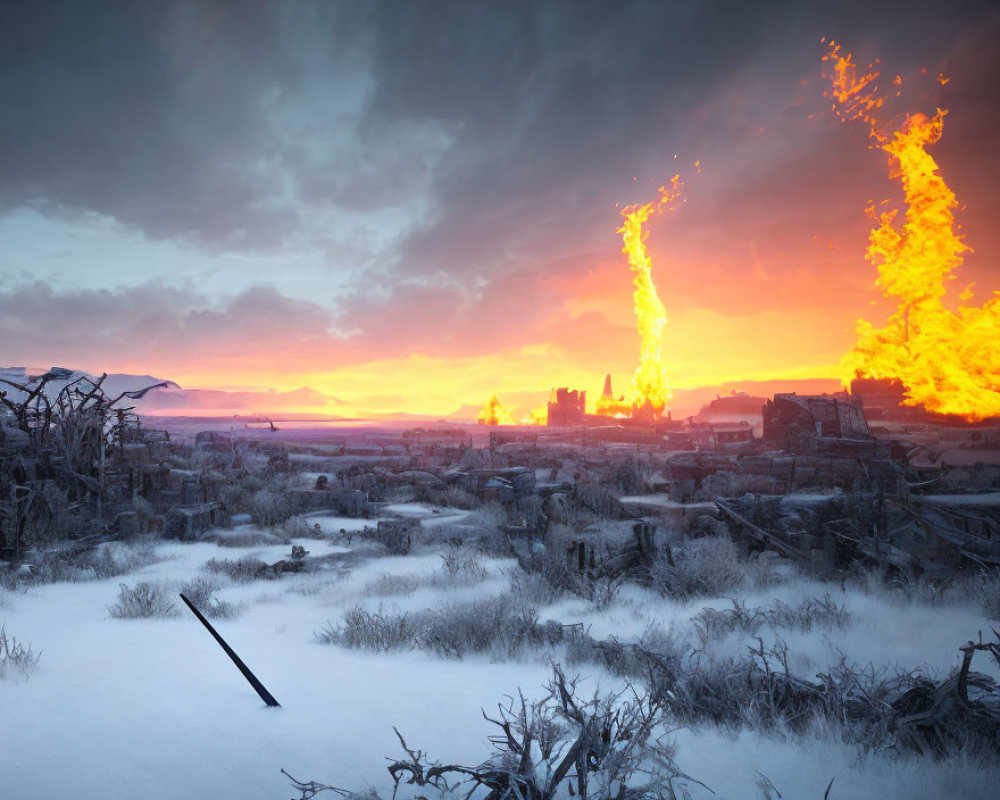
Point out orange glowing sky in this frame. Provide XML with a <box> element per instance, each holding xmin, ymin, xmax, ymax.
<box><xmin>0</xmin><ymin>2</ymin><xmax>997</xmax><ymax>418</ymax></box>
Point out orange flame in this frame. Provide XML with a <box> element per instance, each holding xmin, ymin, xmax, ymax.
<box><xmin>594</xmin><ymin>395</ymin><xmax>631</xmax><ymax>417</ymax></box>
<box><xmin>477</xmin><ymin>395</ymin><xmax>514</xmax><ymax>425</ymax></box>
<box><xmin>615</xmin><ymin>176</ymin><xmax>683</xmax><ymax>417</ymax></box>
<box><xmin>824</xmin><ymin>42</ymin><xmax>1000</xmax><ymax>421</ymax></box>
<box><xmin>522</xmin><ymin>405</ymin><xmax>548</xmax><ymax>426</ymax></box>
<box><xmin>595</xmin><ymin>373</ymin><xmax>631</xmax><ymax>417</ymax></box>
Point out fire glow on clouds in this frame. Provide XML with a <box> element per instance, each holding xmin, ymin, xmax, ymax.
<box><xmin>0</xmin><ymin>3</ymin><xmax>996</xmax><ymax>418</ymax></box>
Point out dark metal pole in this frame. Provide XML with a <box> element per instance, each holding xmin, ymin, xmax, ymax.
<box><xmin>179</xmin><ymin>593</ymin><xmax>280</xmax><ymax>708</ymax></box>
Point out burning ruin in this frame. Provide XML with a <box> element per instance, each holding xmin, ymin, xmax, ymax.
<box><xmin>542</xmin><ymin>175</ymin><xmax>687</xmax><ymax>429</ymax></box>
<box><xmin>594</xmin><ymin>373</ymin><xmax>630</xmax><ymax>418</ymax></box>
<box><xmin>476</xmin><ymin>395</ymin><xmax>514</xmax><ymax>426</ymax></box>
<box><xmin>824</xmin><ymin>42</ymin><xmax>1000</xmax><ymax>422</ymax></box>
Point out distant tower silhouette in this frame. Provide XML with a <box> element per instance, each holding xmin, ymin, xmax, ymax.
<box><xmin>602</xmin><ymin>373</ymin><xmax>613</xmax><ymax>401</ymax></box>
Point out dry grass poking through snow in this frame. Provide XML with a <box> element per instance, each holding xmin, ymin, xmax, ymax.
<box><xmin>0</xmin><ymin>625</ymin><xmax>41</xmax><ymax>681</ymax></box>
<box><xmin>318</xmin><ymin>593</ymin><xmax>558</xmax><ymax>660</ymax></box>
<box><xmin>203</xmin><ymin>555</ymin><xmax>274</xmax><ymax>583</ymax></box>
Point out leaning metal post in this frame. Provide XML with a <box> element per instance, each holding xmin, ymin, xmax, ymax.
<box><xmin>179</xmin><ymin>593</ymin><xmax>281</xmax><ymax>708</ymax></box>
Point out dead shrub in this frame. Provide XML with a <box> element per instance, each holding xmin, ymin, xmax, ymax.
<box><xmin>573</xmin><ymin>482</ymin><xmax>624</xmax><ymax>518</ymax></box>
<box><xmin>0</xmin><ymin>625</ymin><xmax>41</xmax><ymax>681</ymax></box>
<box><xmin>213</xmin><ymin>529</ymin><xmax>284</xmax><ymax>548</ymax></box>
<box><xmin>319</xmin><ymin>594</ymin><xmax>548</xmax><ymax>661</ymax></box>
<box><xmin>520</xmin><ymin>530</ymin><xmax>584</xmax><ymax>599</ymax></box>
<box><xmin>22</xmin><ymin>540</ymin><xmax>159</xmax><ymax>585</ymax></box>
<box><xmin>420</xmin><ymin>594</ymin><xmax>542</xmax><ymax>660</ymax></box>
<box><xmin>178</xmin><ymin>575</ymin><xmax>242</xmax><ymax>619</ymax></box>
<box><xmin>434</xmin><ymin>543</ymin><xmax>487</xmax><ymax>586</ymax></box>
<box><xmin>318</xmin><ymin>605</ymin><xmax>419</xmax><ymax>652</ymax></box>
<box><xmin>220</xmin><ymin>473</ymin><xmax>295</xmax><ymax>526</ymax></box>
<box><xmin>764</xmin><ymin>593</ymin><xmax>851</xmax><ymax>631</ymax></box>
<box><xmin>692</xmin><ymin>595</ymin><xmax>851</xmax><ymax>646</ymax></box>
<box><xmin>363</xmin><ymin>573</ymin><xmax>423</xmax><ymax>598</ymax></box>
<box><xmin>248</xmin><ymin>488</ymin><xmax>292</xmax><ymax>527</ymax></box>
<box><xmin>506</xmin><ymin>567</ymin><xmax>562</xmax><ymax>605</ymax></box>
<box><xmin>692</xmin><ymin>599</ymin><xmax>766</xmax><ymax>645</ymax></box>
<box><xmin>650</xmin><ymin>535</ymin><xmax>744</xmax><ymax>599</ymax></box>
<box><xmin>277</xmin><ymin>515</ymin><xmax>316</xmax><ymax>540</ymax></box>
<box><xmin>286</xmin><ymin>664</ymin><xmax>705</xmax><ymax>800</ymax></box>
<box><xmin>108</xmin><ymin>582</ymin><xmax>178</xmax><ymax>619</ymax></box>
<box><xmin>203</xmin><ymin>555</ymin><xmax>272</xmax><ymax>582</ymax></box>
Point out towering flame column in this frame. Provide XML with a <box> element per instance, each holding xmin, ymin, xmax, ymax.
<box><xmin>618</xmin><ymin>176</ymin><xmax>682</xmax><ymax>416</ymax></box>
<box><xmin>824</xmin><ymin>42</ymin><xmax>1000</xmax><ymax>420</ymax></box>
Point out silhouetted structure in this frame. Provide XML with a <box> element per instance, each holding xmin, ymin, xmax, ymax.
<box><xmin>547</xmin><ymin>387</ymin><xmax>586</xmax><ymax>426</ymax></box>
<box><xmin>763</xmin><ymin>392</ymin><xmax>872</xmax><ymax>455</ymax></box>
<box><xmin>601</xmin><ymin>374</ymin><xmax>613</xmax><ymax>402</ymax></box>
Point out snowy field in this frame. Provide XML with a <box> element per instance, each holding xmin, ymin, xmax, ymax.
<box><xmin>2</xmin><ymin>515</ymin><xmax>999</xmax><ymax>800</ymax></box>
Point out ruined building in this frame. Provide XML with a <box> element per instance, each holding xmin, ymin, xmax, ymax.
<box><xmin>762</xmin><ymin>392</ymin><xmax>874</xmax><ymax>455</ymax></box>
<box><xmin>547</xmin><ymin>387</ymin><xmax>586</xmax><ymax>426</ymax></box>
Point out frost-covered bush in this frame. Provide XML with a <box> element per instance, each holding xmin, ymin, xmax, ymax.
<box><xmin>692</xmin><ymin>600</ymin><xmax>766</xmax><ymax>644</ymax></box>
<box><xmin>178</xmin><ymin>575</ymin><xmax>242</xmax><ymax>619</ymax></box>
<box><xmin>247</xmin><ymin>488</ymin><xmax>293</xmax><ymax>527</ymax></box>
<box><xmin>573</xmin><ymin>482</ymin><xmax>623</xmax><ymax>518</ymax></box>
<box><xmin>286</xmin><ymin>665</ymin><xmax>702</xmax><ymax>800</ymax></box>
<box><xmin>506</xmin><ymin>566</ymin><xmax>562</xmax><ymax>605</ymax></box>
<box><xmin>434</xmin><ymin>543</ymin><xmax>486</xmax><ymax>586</ymax></box>
<box><xmin>691</xmin><ymin>595</ymin><xmax>851</xmax><ymax>646</ymax></box>
<box><xmin>765</xmin><ymin>593</ymin><xmax>851</xmax><ymax>631</ymax></box>
<box><xmin>214</xmin><ymin>529</ymin><xmax>285</xmax><ymax>548</ymax></box>
<box><xmin>276</xmin><ymin>515</ymin><xmax>317</xmax><ymax>540</ymax></box>
<box><xmin>363</xmin><ymin>573</ymin><xmax>423</xmax><ymax>598</ymax></box>
<box><xmin>0</xmin><ymin>625</ymin><xmax>40</xmax><ymax>681</ymax></box>
<box><xmin>218</xmin><ymin>473</ymin><xmax>293</xmax><ymax>526</ymax></box>
<box><xmin>320</xmin><ymin>594</ymin><xmax>547</xmax><ymax>660</ymax></box>
<box><xmin>650</xmin><ymin>535</ymin><xmax>744</xmax><ymax>599</ymax></box>
<box><xmin>23</xmin><ymin>540</ymin><xmax>159</xmax><ymax>585</ymax></box>
<box><xmin>583</xmin><ymin>573</ymin><xmax>624</xmax><ymax>610</ymax></box>
<box><xmin>520</xmin><ymin>529</ymin><xmax>582</xmax><ymax>598</ymax></box>
<box><xmin>318</xmin><ymin>605</ymin><xmax>419</xmax><ymax>652</ymax></box>
<box><xmin>84</xmin><ymin>541</ymin><xmax>159</xmax><ymax>579</ymax></box>
<box><xmin>421</xmin><ymin>595</ymin><xmax>541</xmax><ymax>659</ymax></box>
<box><xmin>109</xmin><ymin>582</ymin><xmax>178</xmax><ymax>619</ymax></box>
<box><xmin>203</xmin><ymin>555</ymin><xmax>271</xmax><ymax>582</ymax></box>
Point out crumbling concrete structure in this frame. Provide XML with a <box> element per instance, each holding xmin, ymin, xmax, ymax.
<box><xmin>763</xmin><ymin>392</ymin><xmax>873</xmax><ymax>455</ymax></box>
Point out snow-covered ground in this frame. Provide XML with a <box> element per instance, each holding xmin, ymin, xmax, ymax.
<box><xmin>2</xmin><ymin>524</ymin><xmax>998</xmax><ymax>800</ymax></box>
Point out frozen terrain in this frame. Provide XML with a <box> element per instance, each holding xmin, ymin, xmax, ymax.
<box><xmin>3</xmin><ymin>510</ymin><xmax>999</xmax><ymax>800</ymax></box>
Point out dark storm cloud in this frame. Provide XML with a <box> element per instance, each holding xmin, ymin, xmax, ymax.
<box><xmin>360</xmin><ymin>0</ymin><xmax>1000</xmax><ymax>290</ymax></box>
<box><xmin>0</xmin><ymin>1</ymin><xmax>302</xmax><ymax>249</ymax></box>
<box><xmin>1</xmin><ymin>0</ymin><xmax>997</xmax><ymax>316</ymax></box>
